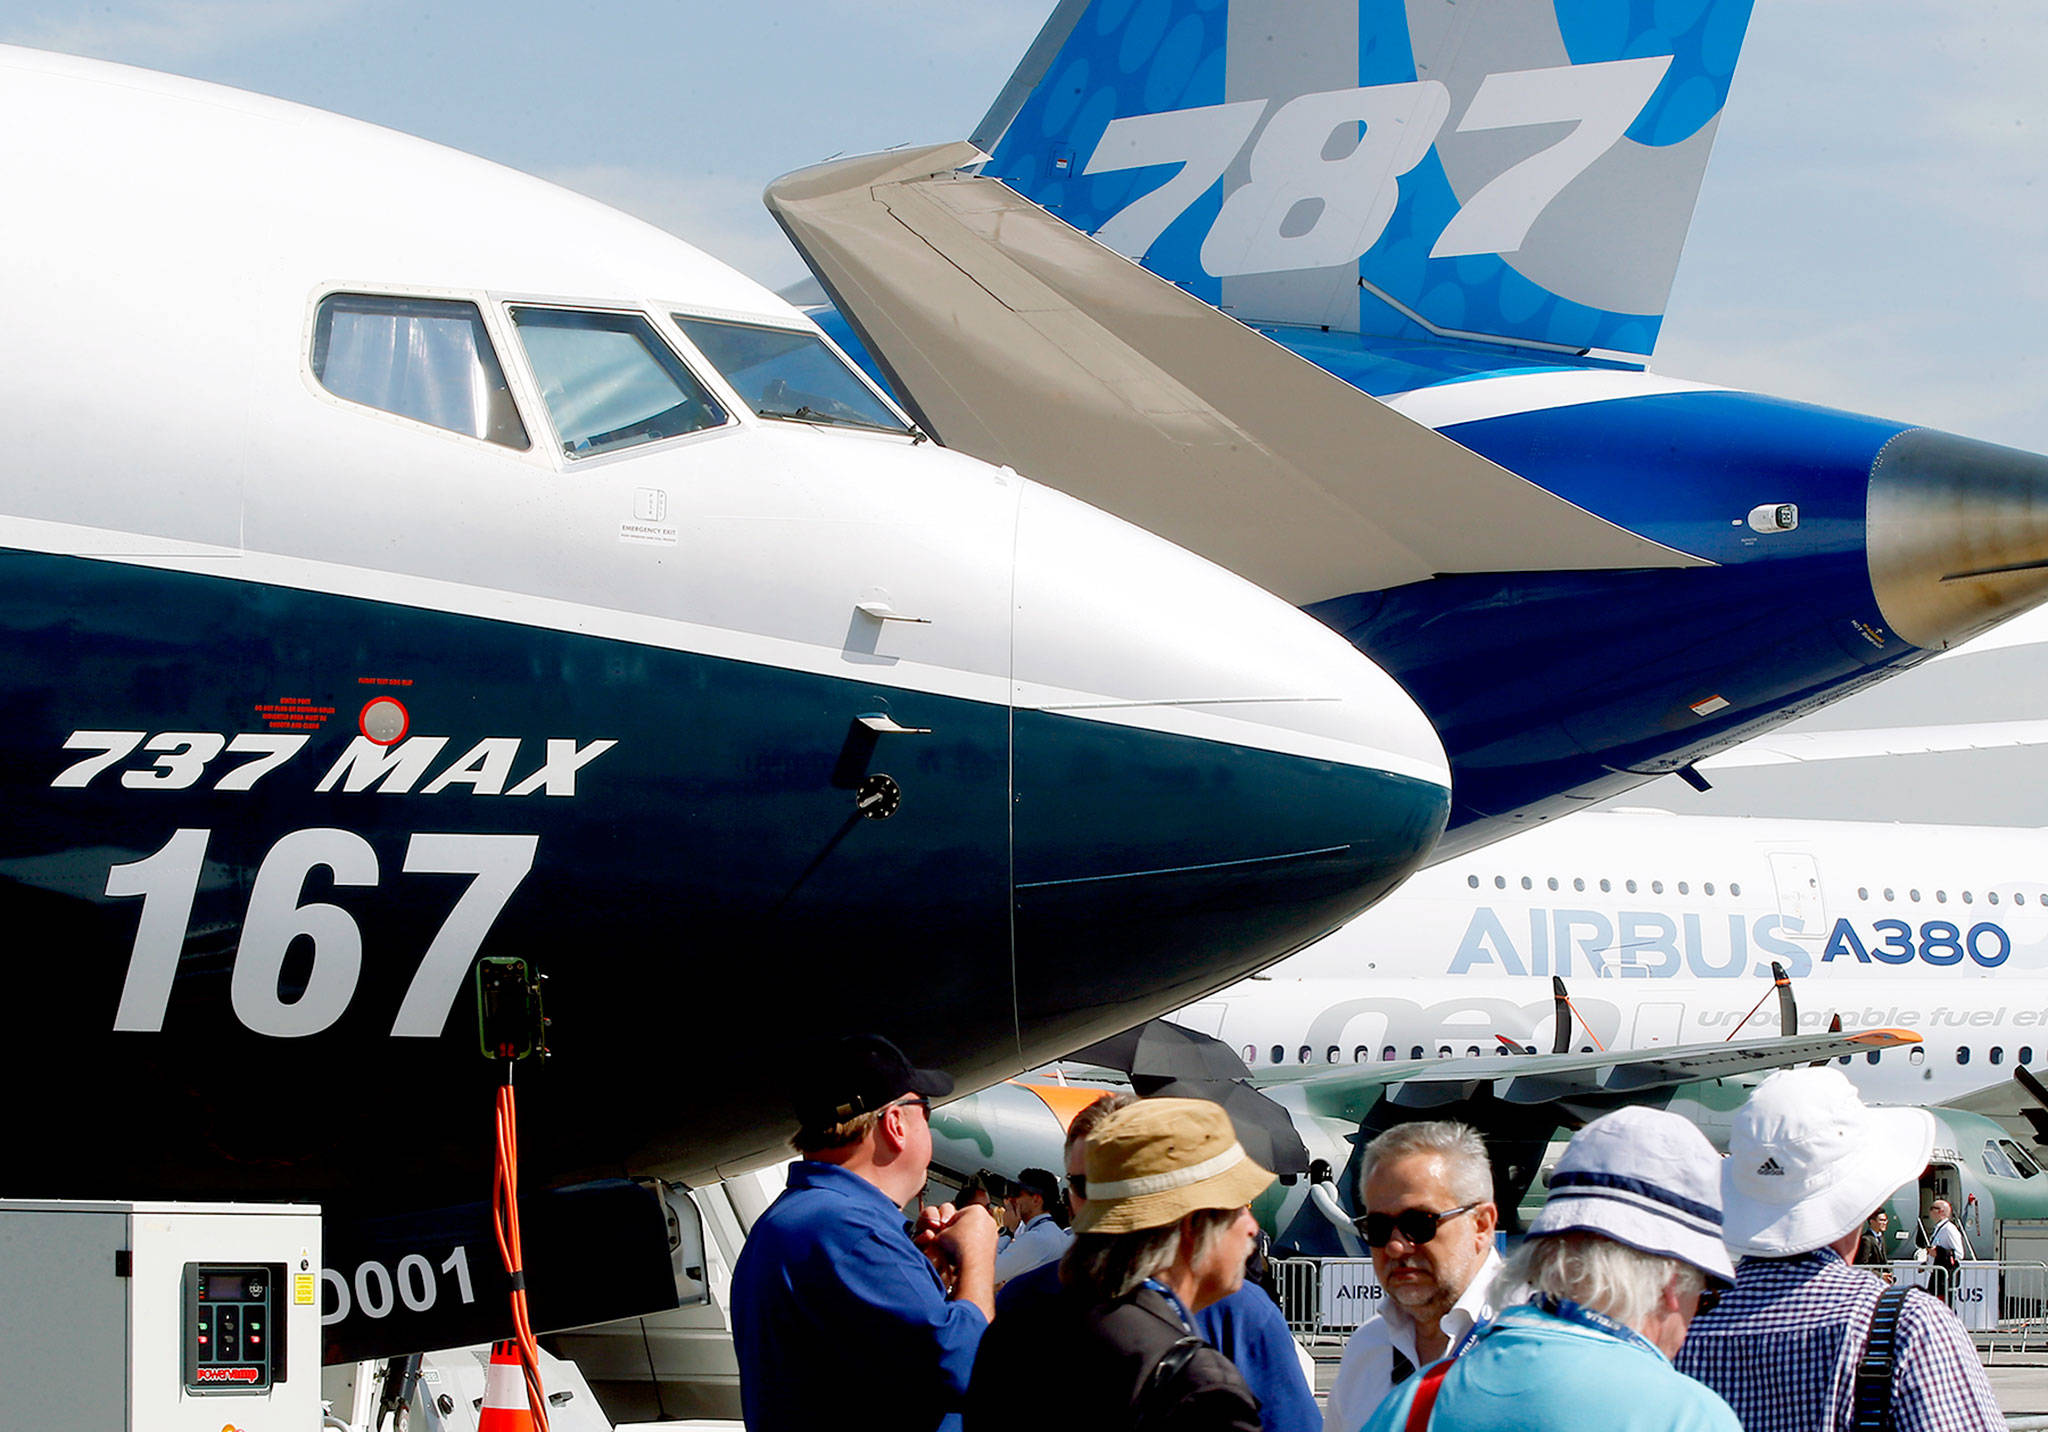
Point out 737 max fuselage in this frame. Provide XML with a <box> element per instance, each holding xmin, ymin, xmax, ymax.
<box><xmin>0</xmin><ymin>46</ymin><xmax>1450</xmax><ymax>1207</ymax></box>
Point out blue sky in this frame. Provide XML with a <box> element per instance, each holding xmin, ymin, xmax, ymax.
<box><xmin>4</xmin><ymin>0</ymin><xmax>2043</xmax><ymax>453</ymax></box>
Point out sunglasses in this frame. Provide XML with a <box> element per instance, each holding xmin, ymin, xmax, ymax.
<box><xmin>1356</xmin><ymin>1201</ymin><xmax>1481</xmax><ymax>1249</ymax></box>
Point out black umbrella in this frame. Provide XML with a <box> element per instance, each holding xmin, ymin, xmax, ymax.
<box><xmin>1143</xmin><ymin>1076</ymin><xmax>1311</xmax><ymax>1177</ymax></box>
<box><xmin>1068</xmin><ymin>1018</ymin><xmax>1253</xmax><ymax>1089</ymax></box>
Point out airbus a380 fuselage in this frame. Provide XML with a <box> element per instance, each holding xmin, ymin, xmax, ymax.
<box><xmin>1192</xmin><ymin>811</ymin><xmax>2048</xmax><ymax>1103</ymax></box>
<box><xmin>0</xmin><ymin>47</ymin><xmax>1451</xmax><ymax>1207</ymax></box>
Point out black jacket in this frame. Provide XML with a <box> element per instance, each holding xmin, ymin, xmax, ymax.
<box><xmin>967</xmin><ymin>1282</ymin><xmax>1261</xmax><ymax>1432</ymax></box>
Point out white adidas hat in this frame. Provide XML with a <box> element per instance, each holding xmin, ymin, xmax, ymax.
<box><xmin>1721</xmin><ymin>1068</ymin><xmax>1935</xmax><ymax>1258</ymax></box>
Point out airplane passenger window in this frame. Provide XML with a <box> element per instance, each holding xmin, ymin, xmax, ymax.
<box><xmin>1547</xmin><ymin>877</ymin><xmax>1559</xmax><ymax>891</ymax></box>
<box><xmin>1600</xmin><ymin>879</ymin><xmax>1611</xmax><ymax>893</ymax></box>
<box><xmin>510</xmin><ymin>307</ymin><xmax>727</xmax><ymax>458</ymax></box>
<box><xmin>1958</xmin><ymin>1046</ymin><xmax>1971</xmax><ymax>1065</ymax></box>
<box><xmin>1730</xmin><ymin>883</ymin><xmax>1741</xmax><ymax>896</ymax></box>
<box><xmin>1466</xmin><ymin>1045</ymin><xmax>1481</xmax><ymax>1058</ymax></box>
<box><xmin>1468</xmin><ymin>875</ymin><xmax>1480</xmax><ymax>889</ymax></box>
<box><xmin>1964</xmin><ymin>891</ymin><xmax>1975</xmax><ymax>904</ymax></box>
<box><xmin>1410</xmin><ymin>1045</ymin><xmax>1425</xmax><ymax>1060</ymax></box>
<box><xmin>1270</xmin><ymin>1045</ymin><xmax>1284</xmax><ymax>1065</ymax></box>
<box><xmin>1574</xmin><ymin>878</ymin><xmax>1585</xmax><ymax>892</ymax></box>
<box><xmin>1326</xmin><ymin>1045</ymin><xmax>1341</xmax><ymax>1064</ymax></box>
<box><xmin>1382</xmin><ymin>1046</ymin><xmax>1397</xmax><ymax>1061</ymax></box>
<box><xmin>1495</xmin><ymin>876</ymin><xmax>1506</xmax><ymax>890</ymax></box>
<box><xmin>1521</xmin><ymin>877</ymin><xmax>1533</xmax><ymax>890</ymax></box>
<box><xmin>1705</xmin><ymin>883</ymin><xmax>1715</xmax><ymax>896</ymax></box>
<box><xmin>1437</xmin><ymin>1045</ymin><xmax>1453</xmax><ymax>1059</ymax></box>
<box><xmin>1354</xmin><ymin>1046</ymin><xmax>1370</xmax><ymax>1063</ymax></box>
<box><xmin>2024</xmin><ymin>1046</ymin><xmax>2035</xmax><ymax>1066</ymax></box>
<box><xmin>1678</xmin><ymin>882</ymin><xmax>1689</xmax><ymax>895</ymax></box>
<box><xmin>1884</xmin><ymin>888</ymin><xmax>1896</xmax><ymax>901</ymax></box>
<box><xmin>1866</xmin><ymin>1050</ymin><xmax>1880</xmax><ymax>1064</ymax></box>
<box><xmin>1909</xmin><ymin>889</ymin><xmax>1921</xmax><ymax>902</ymax></box>
<box><xmin>1910</xmin><ymin>1046</ymin><xmax>1925</xmax><ymax>1065</ymax></box>
<box><xmin>311</xmin><ymin>293</ymin><xmax>529</xmax><ymax>448</ymax></box>
<box><xmin>1652</xmin><ymin>881</ymin><xmax>1664</xmax><ymax>894</ymax></box>
<box><xmin>1243</xmin><ymin>1045</ymin><xmax>1257</xmax><ymax>1065</ymax></box>
<box><xmin>1858</xmin><ymin>887</ymin><xmax>1869</xmax><ymax>900</ymax></box>
<box><xmin>1937</xmin><ymin>890</ymin><xmax>1948</xmax><ymax>903</ymax></box>
<box><xmin>1298</xmin><ymin>1046</ymin><xmax>1312</xmax><ymax>1064</ymax></box>
<box><xmin>1992</xmin><ymin>1046</ymin><xmax>2006</xmax><ymax>1066</ymax></box>
<box><xmin>1626</xmin><ymin>880</ymin><xmax>1637</xmax><ymax>893</ymax></box>
<box><xmin>1991</xmin><ymin>892</ymin><xmax>2002</xmax><ymax>904</ymax></box>
<box><xmin>676</xmin><ymin>317</ymin><xmax>910</xmax><ymax>435</ymax></box>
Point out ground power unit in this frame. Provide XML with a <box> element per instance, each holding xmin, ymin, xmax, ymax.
<box><xmin>0</xmin><ymin>1199</ymin><xmax>322</xmax><ymax>1428</ymax></box>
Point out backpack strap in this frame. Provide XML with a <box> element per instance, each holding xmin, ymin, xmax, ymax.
<box><xmin>1133</xmin><ymin>1336</ymin><xmax>1204</xmax><ymax>1431</ymax></box>
<box><xmin>1852</xmin><ymin>1283</ymin><xmax>1913</xmax><ymax>1431</ymax></box>
<box><xmin>1403</xmin><ymin>1359</ymin><xmax>1455</xmax><ymax>1432</ymax></box>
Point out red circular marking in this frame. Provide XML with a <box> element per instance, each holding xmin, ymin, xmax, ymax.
<box><xmin>360</xmin><ymin>697</ymin><xmax>410</xmax><ymax>746</ymax></box>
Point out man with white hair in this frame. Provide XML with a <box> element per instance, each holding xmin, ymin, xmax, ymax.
<box><xmin>1322</xmin><ymin>1122</ymin><xmax>1505</xmax><ymax>1432</ymax></box>
<box><xmin>1675</xmin><ymin>1068</ymin><xmax>2003</xmax><ymax>1430</ymax></box>
<box><xmin>1361</xmin><ymin>1106</ymin><xmax>1740</xmax><ymax>1430</ymax></box>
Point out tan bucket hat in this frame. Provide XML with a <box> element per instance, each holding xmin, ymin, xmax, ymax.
<box><xmin>1071</xmin><ymin>1098</ymin><xmax>1275</xmax><ymax>1234</ymax></box>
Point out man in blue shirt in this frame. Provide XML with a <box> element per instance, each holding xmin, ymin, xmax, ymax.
<box><xmin>732</xmin><ymin>1034</ymin><xmax>998</xmax><ymax>1432</ymax></box>
<box><xmin>994</xmin><ymin>1167</ymin><xmax>1069</xmax><ymax>1287</ymax></box>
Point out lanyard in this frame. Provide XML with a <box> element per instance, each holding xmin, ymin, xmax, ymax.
<box><xmin>1525</xmin><ymin>1292</ymin><xmax>1665</xmax><ymax>1359</ymax></box>
<box><xmin>1142</xmin><ymin>1278</ymin><xmax>1198</xmax><ymax>1335</ymax></box>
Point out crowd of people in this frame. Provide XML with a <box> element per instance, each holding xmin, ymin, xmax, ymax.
<box><xmin>729</xmin><ymin>1036</ymin><xmax>2007</xmax><ymax>1432</ymax></box>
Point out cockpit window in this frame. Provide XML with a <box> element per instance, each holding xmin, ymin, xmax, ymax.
<box><xmin>312</xmin><ymin>294</ymin><xmax>529</xmax><ymax>449</ymax></box>
<box><xmin>674</xmin><ymin>316</ymin><xmax>910</xmax><ymax>436</ymax></box>
<box><xmin>510</xmin><ymin>307</ymin><xmax>727</xmax><ymax>458</ymax></box>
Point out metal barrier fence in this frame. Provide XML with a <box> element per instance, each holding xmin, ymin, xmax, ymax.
<box><xmin>1273</xmin><ymin>1258</ymin><xmax>1324</xmax><ymax>1337</ymax></box>
<box><xmin>1274</xmin><ymin>1255</ymin><xmax>2048</xmax><ymax>1354</ymax></box>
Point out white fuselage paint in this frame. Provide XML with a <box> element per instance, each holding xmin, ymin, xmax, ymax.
<box><xmin>0</xmin><ymin>44</ymin><xmax>1447</xmax><ymax>789</ymax></box>
<box><xmin>1184</xmin><ymin>811</ymin><xmax>2048</xmax><ymax>1105</ymax></box>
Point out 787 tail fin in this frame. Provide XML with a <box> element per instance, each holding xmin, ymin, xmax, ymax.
<box><xmin>973</xmin><ymin>0</ymin><xmax>1756</xmax><ymax>357</ymax></box>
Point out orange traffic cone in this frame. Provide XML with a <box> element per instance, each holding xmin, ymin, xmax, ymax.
<box><xmin>477</xmin><ymin>1340</ymin><xmax>537</xmax><ymax>1431</ymax></box>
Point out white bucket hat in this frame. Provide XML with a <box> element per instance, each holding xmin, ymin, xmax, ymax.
<box><xmin>1721</xmin><ymin>1067</ymin><xmax>1934</xmax><ymax>1257</ymax></box>
<box><xmin>1529</xmin><ymin>1106</ymin><xmax>1736</xmax><ymax>1285</ymax></box>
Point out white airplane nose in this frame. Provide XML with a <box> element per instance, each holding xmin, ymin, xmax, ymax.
<box><xmin>1007</xmin><ymin>480</ymin><xmax>1451</xmax><ymax>1058</ymax></box>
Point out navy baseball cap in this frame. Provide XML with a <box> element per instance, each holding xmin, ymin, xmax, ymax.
<box><xmin>791</xmin><ymin>1033</ymin><xmax>954</xmax><ymax>1129</ymax></box>
<box><xmin>1011</xmin><ymin>1167</ymin><xmax>1061</xmax><ymax>1203</ymax></box>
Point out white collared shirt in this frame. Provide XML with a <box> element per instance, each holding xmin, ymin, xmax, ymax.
<box><xmin>1323</xmin><ymin>1249</ymin><xmax>1506</xmax><ymax>1432</ymax></box>
<box><xmin>994</xmin><ymin>1213</ymin><xmax>1071</xmax><ymax>1285</ymax></box>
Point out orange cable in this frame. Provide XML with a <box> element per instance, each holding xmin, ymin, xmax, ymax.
<box><xmin>494</xmin><ymin>1072</ymin><xmax>550</xmax><ymax>1431</ymax></box>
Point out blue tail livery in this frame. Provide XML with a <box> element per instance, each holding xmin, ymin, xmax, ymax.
<box><xmin>973</xmin><ymin>0</ymin><xmax>1753</xmax><ymax>357</ymax></box>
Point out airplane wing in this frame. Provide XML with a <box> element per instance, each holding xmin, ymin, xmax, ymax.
<box><xmin>1260</xmin><ymin>1027</ymin><xmax>1922</xmax><ymax>1125</ymax></box>
<box><xmin>766</xmin><ymin>143</ymin><xmax>1704</xmax><ymax>607</ymax></box>
<box><xmin>1698</xmin><ymin>720</ymin><xmax>2048</xmax><ymax>771</ymax></box>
